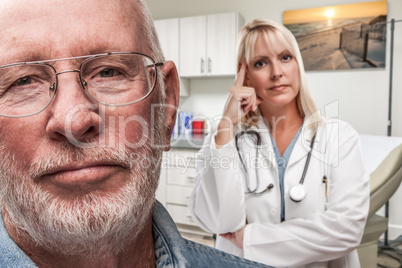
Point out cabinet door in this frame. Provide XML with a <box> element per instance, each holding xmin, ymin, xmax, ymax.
<box><xmin>179</xmin><ymin>15</ymin><xmax>207</xmax><ymax>77</ymax></box>
<box><xmin>166</xmin><ymin>185</ymin><xmax>193</xmax><ymax>205</ymax></box>
<box><xmin>207</xmin><ymin>13</ymin><xmax>237</xmax><ymax>76</ymax></box>
<box><xmin>154</xmin><ymin>18</ymin><xmax>179</xmax><ymax>68</ymax></box>
<box><xmin>166</xmin><ymin>166</ymin><xmax>197</xmax><ymax>187</ymax></box>
<box><xmin>167</xmin><ymin>204</ymin><xmax>197</xmax><ymax>226</ymax></box>
<box><xmin>154</xmin><ymin>18</ymin><xmax>189</xmax><ymax>96</ymax></box>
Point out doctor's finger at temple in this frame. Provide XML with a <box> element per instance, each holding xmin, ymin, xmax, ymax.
<box><xmin>223</xmin><ymin>62</ymin><xmax>261</xmax><ymax>126</ymax></box>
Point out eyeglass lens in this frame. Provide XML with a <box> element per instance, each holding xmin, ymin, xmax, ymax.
<box><xmin>0</xmin><ymin>53</ymin><xmax>157</xmax><ymax>117</ymax></box>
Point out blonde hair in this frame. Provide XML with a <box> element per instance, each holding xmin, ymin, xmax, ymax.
<box><xmin>236</xmin><ymin>19</ymin><xmax>320</xmax><ymax>128</ymax></box>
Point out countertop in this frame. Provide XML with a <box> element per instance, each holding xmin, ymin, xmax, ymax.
<box><xmin>171</xmin><ymin>134</ymin><xmax>207</xmax><ymax>149</ymax></box>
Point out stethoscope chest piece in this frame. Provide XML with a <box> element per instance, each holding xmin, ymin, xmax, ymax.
<box><xmin>288</xmin><ymin>133</ymin><xmax>317</xmax><ymax>202</ymax></box>
<box><xmin>289</xmin><ymin>184</ymin><xmax>307</xmax><ymax>202</ymax></box>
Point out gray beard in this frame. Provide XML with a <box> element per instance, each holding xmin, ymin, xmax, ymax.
<box><xmin>0</xmin><ymin>141</ymin><xmax>162</xmax><ymax>257</ymax></box>
<box><xmin>0</xmin><ymin>77</ymin><xmax>167</xmax><ymax>257</ymax></box>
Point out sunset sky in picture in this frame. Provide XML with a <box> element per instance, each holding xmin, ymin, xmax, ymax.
<box><xmin>283</xmin><ymin>1</ymin><xmax>387</xmax><ymax>24</ymax></box>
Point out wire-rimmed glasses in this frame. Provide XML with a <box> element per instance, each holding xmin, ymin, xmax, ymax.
<box><xmin>0</xmin><ymin>52</ymin><xmax>163</xmax><ymax>118</ymax></box>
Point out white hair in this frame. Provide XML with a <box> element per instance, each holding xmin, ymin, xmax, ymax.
<box><xmin>136</xmin><ymin>0</ymin><xmax>166</xmax><ymax>98</ymax></box>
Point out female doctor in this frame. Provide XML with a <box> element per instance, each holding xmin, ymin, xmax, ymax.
<box><xmin>188</xmin><ymin>19</ymin><xmax>369</xmax><ymax>268</ymax></box>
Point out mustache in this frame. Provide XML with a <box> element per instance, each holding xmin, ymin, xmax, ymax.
<box><xmin>28</xmin><ymin>141</ymin><xmax>141</xmax><ymax>180</ymax></box>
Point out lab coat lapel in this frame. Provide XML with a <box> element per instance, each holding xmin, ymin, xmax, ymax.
<box><xmin>287</xmin><ymin>120</ymin><xmax>321</xmax><ymax>168</ymax></box>
<box><xmin>255</xmin><ymin>120</ymin><xmax>277</xmax><ymax>168</ymax></box>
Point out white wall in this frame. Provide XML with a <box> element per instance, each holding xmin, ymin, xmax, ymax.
<box><xmin>145</xmin><ymin>0</ymin><xmax>402</xmax><ymax>239</ymax></box>
<box><xmin>146</xmin><ymin>0</ymin><xmax>402</xmax><ymax>136</ymax></box>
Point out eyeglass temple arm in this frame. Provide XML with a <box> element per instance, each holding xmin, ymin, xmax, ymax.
<box><xmin>147</xmin><ymin>63</ymin><xmax>164</xmax><ymax>68</ymax></box>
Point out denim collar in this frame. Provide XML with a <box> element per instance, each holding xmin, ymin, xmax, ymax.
<box><xmin>152</xmin><ymin>200</ymin><xmax>189</xmax><ymax>267</ymax></box>
<box><xmin>0</xmin><ymin>210</ymin><xmax>38</xmax><ymax>267</ymax></box>
<box><xmin>0</xmin><ymin>202</ymin><xmax>268</xmax><ymax>268</ymax></box>
<box><xmin>0</xmin><ymin>201</ymin><xmax>183</xmax><ymax>267</ymax></box>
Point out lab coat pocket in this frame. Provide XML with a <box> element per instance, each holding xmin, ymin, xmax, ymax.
<box><xmin>286</xmin><ymin>191</ymin><xmax>316</xmax><ymax>220</ymax></box>
<box><xmin>286</xmin><ymin>180</ymin><xmax>327</xmax><ymax>220</ymax></box>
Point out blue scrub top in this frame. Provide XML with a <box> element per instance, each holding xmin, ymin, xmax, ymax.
<box><xmin>269</xmin><ymin>126</ymin><xmax>302</xmax><ymax>221</ymax></box>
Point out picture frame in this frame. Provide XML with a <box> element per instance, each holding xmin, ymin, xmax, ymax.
<box><xmin>283</xmin><ymin>1</ymin><xmax>387</xmax><ymax>71</ymax></box>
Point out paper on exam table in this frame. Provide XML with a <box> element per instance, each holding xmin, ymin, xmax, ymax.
<box><xmin>359</xmin><ymin>134</ymin><xmax>402</xmax><ymax>174</ymax></box>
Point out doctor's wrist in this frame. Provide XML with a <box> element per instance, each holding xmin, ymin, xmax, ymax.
<box><xmin>215</xmin><ymin>120</ymin><xmax>235</xmax><ymax>148</ymax></box>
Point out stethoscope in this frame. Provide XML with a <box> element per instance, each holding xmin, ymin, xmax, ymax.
<box><xmin>235</xmin><ymin>127</ymin><xmax>316</xmax><ymax>202</ymax></box>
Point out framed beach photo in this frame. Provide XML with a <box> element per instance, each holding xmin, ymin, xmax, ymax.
<box><xmin>283</xmin><ymin>1</ymin><xmax>387</xmax><ymax>71</ymax></box>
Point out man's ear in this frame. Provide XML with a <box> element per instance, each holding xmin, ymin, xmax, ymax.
<box><xmin>161</xmin><ymin>60</ymin><xmax>179</xmax><ymax>151</ymax></box>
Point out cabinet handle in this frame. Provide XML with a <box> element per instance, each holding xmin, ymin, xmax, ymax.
<box><xmin>208</xmin><ymin>57</ymin><xmax>212</xmax><ymax>73</ymax></box>
<box><xmin>186</xmin><ymin>215</ymin><xmax>194</xmax><ymax>222</ymax></box>
<box><xmin>201</xmin><ymin>58</ymin><xmax>204</xmax><ymax>73</ymax></box>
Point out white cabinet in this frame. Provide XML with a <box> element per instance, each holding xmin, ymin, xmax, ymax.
<box><xmin>179</xmin><ymin>15</ymin><xmax>207</xmax><ymax>77</ymax></box>
<box><xmin>154</xmin><ymin>18</ymin><xmax>189</xmax><ymax>96</ymax></box>
<box><xmin>154</xmin><ymin>18</ymin><xmax>179</xmax><ymax>68</ymax></box>
<box><xmin>156</xmin><ymin>148</ymin><xmax>212</xmax><ymax>236</ymax></box>
<box><xmin>179</xmin><ymin>12</ymin><xmax>244</xmax><ymax>77</ymax></box>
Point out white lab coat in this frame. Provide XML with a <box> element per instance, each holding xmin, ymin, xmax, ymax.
<box><xmin>188</xmin><ymin>117</ymin><xmax>369</xmax><ymax>268</ymax></box>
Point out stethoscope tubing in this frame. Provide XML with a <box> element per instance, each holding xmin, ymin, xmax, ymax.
<box><xmin>235</xmin><ymin>129</ymin><xmax>267</xmax><ymax>194</ymax></box>
<box><xmin>235</xmin><ymin>128</ymin><xmax>316</xmax><ymax>199</ymax></box>
<box><xmin>299</xmin><ymin>134</ymin><xmax>316</xmax><ymax>185</ymax></box>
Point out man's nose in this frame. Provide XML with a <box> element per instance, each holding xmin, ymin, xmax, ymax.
<box><xmin>45</xmin><ymin>72</ymin><xmax>103</xmax><ymax>144</ymax></box>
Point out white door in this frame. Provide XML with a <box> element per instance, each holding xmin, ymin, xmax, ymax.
<box><xmin>179</xmin><ymin>15</ymin><xmax>207</xmax><ymax>77</ymax></box>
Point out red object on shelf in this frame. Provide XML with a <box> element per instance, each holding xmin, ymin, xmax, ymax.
<box><xmin>192</xmin><ymin>120</ymin><xmax>204</xmax><ymax>134</ymax></box>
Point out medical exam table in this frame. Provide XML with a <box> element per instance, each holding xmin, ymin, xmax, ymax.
<box><xmin>357</xmin><ymin>135</ymin><xmax>402</xmax><ymax>268</ymax></box>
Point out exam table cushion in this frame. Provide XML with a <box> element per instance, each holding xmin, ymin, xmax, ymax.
<box><xmin>359</xmin><ymin>135</ymin><xmax>402</xmax><ymax>218</ymax></box>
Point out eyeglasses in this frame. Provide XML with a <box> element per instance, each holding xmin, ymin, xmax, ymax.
<box><xmin>0</xmin><ymin>52</ymin><xmax>164</xmax><ymax>118</ymax></box>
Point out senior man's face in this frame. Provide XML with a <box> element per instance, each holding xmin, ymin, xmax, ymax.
<box><xmin>0</xmin><ymin>0</ymin><xmax>177</xmax><ymax>256</ymax></box>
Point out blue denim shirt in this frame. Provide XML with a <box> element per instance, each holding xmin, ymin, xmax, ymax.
<box><xmin>0</xmin><ymin>201</ymin><xmax>269</xmax><ymax>267</ymax></box>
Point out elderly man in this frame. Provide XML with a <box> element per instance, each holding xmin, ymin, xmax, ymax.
<box><xmin>0</xmin><ymin>0</ymin><xmax>269</xmax><ymax>267</ymax></box>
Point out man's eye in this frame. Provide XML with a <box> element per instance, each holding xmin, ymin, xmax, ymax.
<box><xmin>99</xmin><ymin>68</ymin><xmax>118</xmax><ymax>78</ymax></box>
<box><xmin>13</xmin><ymin>76</ymin><xmax>32</xmax><ymax>86</ymax></box>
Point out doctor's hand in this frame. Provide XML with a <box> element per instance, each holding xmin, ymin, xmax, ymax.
<box><xmin>215</xmin><ymin>62</ymin><xmax>262</xmax><ymax>147</ymax></box>
<box><xmin>219</xmin><ymin>225</ymin><xmax>246</xmax><ymax>249</ymax></box>
<box><xmin>223</xmin><ymin>62</ymin><xmax>262</xmax><ymax>125</ymax></box>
